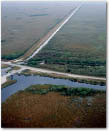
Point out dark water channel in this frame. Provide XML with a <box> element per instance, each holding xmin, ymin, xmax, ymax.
<box><xmin>1</xmin><ymin>74</ymin><xmax>106</xmax><ymax>102</ymax></box>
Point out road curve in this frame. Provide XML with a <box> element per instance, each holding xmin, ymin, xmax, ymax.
<box><xmin>1</xmin><ymin>61</ymin><xmax>106</xmax><ymax>84</ymax></box>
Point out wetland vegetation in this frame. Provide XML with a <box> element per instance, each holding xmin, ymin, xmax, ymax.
<box><xmin>24</xmin><ymin>84</ymin><xmax>105</xmax><ymax>96</ymax></box>
<box><xmin>1</xmin><ymin>1</ymin><xmax>106</xmax><ymax>128</ymax></box>
<box><xmin>2</xmin><ymin>84</ymin><xmax>106</xmax><ymax>128</ymax></box>
<box><xmin>1</xmin><ymin>64</ymin><xmax>10</xmax><ymax>69</ymax></box>
<box><xmin>2</xmin><ymin>79</ymin><xmax>17</xmax><ymax>88</ymax></box>
<box><xmin>21</xmin><ymin>69</ymin><xmax>106</xmax><ymax>86</ymax></box>
<box><xmin>28</xmin><ymin>2</ymin><xmax>106</xmax><ymax>77</ymax></box>
<box><xmin>1</xmin><ymin>1</ymin><xmax>78</xmax><ymax>58</ymax></box>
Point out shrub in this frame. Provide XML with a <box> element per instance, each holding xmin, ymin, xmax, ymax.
<box><xmin>24</xmin><ymin>85</ymin><xmax>105</xmax><ymax>97</ymax></box>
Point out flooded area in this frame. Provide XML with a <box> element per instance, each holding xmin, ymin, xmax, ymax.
<box><xmin>1</xmin><ymin>67</ymin><xmax>11</xmax><ymax>76</ymax></box>
<box><xmin>2</xmin><ymin>72</ymin><xmax>106</xmax><ymax>102</ymax></box>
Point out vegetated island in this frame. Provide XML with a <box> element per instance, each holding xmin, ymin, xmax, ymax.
<box><xmin>2</xmin><ymin>84</ymin><xmax>106</xmax><ymax>128</ymax></box>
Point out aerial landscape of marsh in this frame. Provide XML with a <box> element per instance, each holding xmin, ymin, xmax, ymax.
<box><xmin>28</xmin><ymin>2</ymin><xmax>106</xmax><ymax>77</ymax></box>
<box><xmin>1</xmin><ymin>0</ymin><xmax>106</xmax><ymax>128</ymax></box>
<box><xmin>1</xmin><ymin>1</ymin><xmax>78</xmax><ymax>58</ymax></box>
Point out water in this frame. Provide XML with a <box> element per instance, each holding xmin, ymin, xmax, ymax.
<box><xmin>1</xmin><ymin>74</ymin><xmax>106</xmax><ymax>102</ymax></box>
<box><xmin>1</xmin><ymin>67</ymin><xmax>11</xmax><ymax>76</ymax></box>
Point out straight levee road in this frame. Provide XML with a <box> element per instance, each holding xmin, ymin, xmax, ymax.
<box><xmin>2</xmin><ymin>3</ymin><xmax>106</xmax><ymax>84</ymax></box>
<box><xmin>1</xmin><ymin>61</ymin><xmax>106</xmax><ymax>85</ymax></box>
<box><xmin>16</xmin><ymin>4</ymin><xmax>82</xmax><ymax>61</ymax></box>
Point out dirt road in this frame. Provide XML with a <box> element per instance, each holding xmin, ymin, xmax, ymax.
<box><xmin>16</xmin><ymin>5</ymin><xmax>82</xmax><ymax>61</ymax></box>
<box><xmin>1</xmin><ymin>3</ymin><xmax>106</xmax><ymax>85</ymax></box>
<box><xmin>1</xmin><ymin>61</ymin><xmax>106</xmax><ymax>84</ymax></box>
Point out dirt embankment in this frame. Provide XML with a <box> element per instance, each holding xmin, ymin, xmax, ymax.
<box><xmin>19</xmin><ymin>6</ymin><xmax>81</xmax><ymax>61</ymax></box>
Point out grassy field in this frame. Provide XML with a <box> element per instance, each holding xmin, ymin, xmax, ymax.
<box><xmin>2</xmin><ymin>84</ymin><xmax>106</xmax><ymax>127</ymax></box>
<box><xmin>1</xmin><ymin>64</ymin><xmax>10</xmax><ymax>69</ymax></box>
<box><xmin>1</xmin><ymin>1</ymin><xmax>78</xmax><ymax>59</ymax></box>
<box><xmin>28</xmin><ymin>2</ymin><xmax>106</xmax><ymax>77</ymax></box>
<box><xmin>2</xmin><ymin>79</ymin><xmax>17</xmax><ymax>88</ymax></box>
